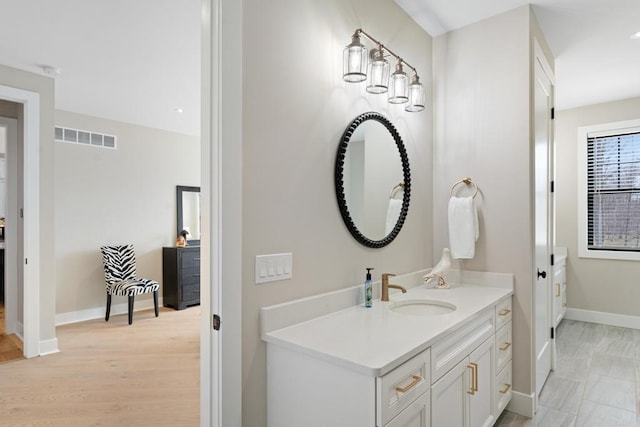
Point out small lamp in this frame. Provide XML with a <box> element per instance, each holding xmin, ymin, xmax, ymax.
<box><xmin>388</xmin><ymin>61</ymin><xmax>409</xmax><ymax>104</ymax></box>
<box><xmin>366</xmin><ymin>45</ymin><xmax>389</xmax><ymax>94</ymax></box>
<box><xmin>406</xmin><ymin>74</ymin><xmax>425</xmax><ymax>112</ymax></box>
<box><xmin>343</xmin><ymin>32</ymin><xmax>367</xmax><ymax>83</ymax></box>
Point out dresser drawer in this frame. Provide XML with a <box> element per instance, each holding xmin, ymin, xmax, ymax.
<box><xmin>180</xmin><ymin>248</ymin><xmax>201</xmax><ymax>269</ymax></box>
<box><xmin>495</xmin><ymin>321</ymin><xmax>512</xmax><ymax>373</ymax></box>
<box><xmin>495</xmin><ymin>297</ymin><xmax>512</xmax><ymax>330</ymax></box>
<box><xmin>377</xmin><ymin>348</ymin><xmax>430</xmax><ymax>426</ymax></box>
<box><xmin>182</xmin><ymin>283</ymin><xmax>200</xmax><ymax>302</ymax></box>
<box><xmin>431</xmin><ymin>308</ymin><xmax>494</xmax><ymax>383</ymax></box>
<box><xmin>180</xmin><ymin>266</ymin><xmax>200</xmax><ymax>285</ymax></box>
<box><xmin>496</xmin><ymin>361</ymin><xmax>512</xmax><ymax>414</ymax></box>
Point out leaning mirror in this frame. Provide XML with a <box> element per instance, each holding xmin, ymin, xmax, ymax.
<box><xmin>177</xmin><ymin>185</ymin><xmax>201</xmax><ymax>245</ymax></box>
<box><xmin>335</xmin><ymin>112</ymin><xmax>411</xmax><ymax>248</ymax></box>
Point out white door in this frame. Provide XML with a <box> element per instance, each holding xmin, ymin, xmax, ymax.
<box><xmin>202</xmin><ymin>1</ymin><xmax>242</xmax><ymax>426</ymax></box>
<box><xmin>533</xmin><ymin>48</ymin><xmax>554</xmax><ymax>398</ymax></box>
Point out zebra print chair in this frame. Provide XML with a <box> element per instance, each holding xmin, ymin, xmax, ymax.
<box><xmin>100</xmin><ymin>244</ymin><xmax>159</xmax><ymax>325</ymax></box>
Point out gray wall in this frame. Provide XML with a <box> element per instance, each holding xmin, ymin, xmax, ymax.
<box><xmin>556</xmin><ymin>96</ymin><xmax>640</xmax><ymax>315</ymax></box>
<box><xmin>241</xmin><ymin>0</ymin><xmax>433</xmax><ymax>425</ymax></box>
<box><xmin>432</xmin><ymin>5</ymin><xmax>553</xmax><ymax>398</ymax></box>
<box><xmin>53</xmin><ymin>110</ymin><xmax>200</xmax><ymax>317</ymax></box>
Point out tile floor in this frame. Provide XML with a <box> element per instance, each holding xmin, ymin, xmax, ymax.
<box><xmin>495</xmin><ymin>319</ymin><xmax>640</xmax><ymax>426</ymax></box>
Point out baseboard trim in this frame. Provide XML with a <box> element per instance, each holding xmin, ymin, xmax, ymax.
<box><xmin>55</xmin><ymin>297</ymin><xmax>164</xmax><ymax>326</ymax></box>
<box><xmin>39</xmin><ymin>337</ymin><xmax>59</xmax><ymax>356</ymax></box>
<box><xmin>565</xmin><ymin>308</ymin><xmax>640</xmax><ymax>330</ymax></box>
<box><xmin>16</xmin><ymin>320</ymin><xmax>24</xmax><ymax>341</ymax></box>
<box><xmin>506</xmin><ymin>390</ymin><xmax>535</xmax><ymax>418</ymax></box>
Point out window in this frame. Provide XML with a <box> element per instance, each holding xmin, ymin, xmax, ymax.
<box><xmin>578</xmin><ymin>119</ymin><xmax>640</xmax><ymax>260</ymax></box>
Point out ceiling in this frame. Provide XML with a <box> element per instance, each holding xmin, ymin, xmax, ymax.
<box><xmin>0</xmin><ymin>0</ymin><xmax>201</xmax><ymax>136</ymax></box>
<box><xmin>395</xmin><ymin>0</ymin><xmax>640</xmax><ymax>110</ymax></box>
<box><xmin>0</xmin><ymin>1</ymin><xmax>637</xmax><ymax>136</ymax></box>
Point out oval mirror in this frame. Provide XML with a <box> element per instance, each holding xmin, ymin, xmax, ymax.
<box><xmin>335</xmin><ymin>112</ymin><xmax>411</xmax><ymax>248</ymax></box>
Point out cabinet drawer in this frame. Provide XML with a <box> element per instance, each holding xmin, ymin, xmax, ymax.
<box><xmin>385</xmin><ymin>389</ymin><xmax>430</xmax><ymax>427</ymax></box>
<box><xmin>377</xmin><ymin>348</ymin><xmax>430</xmax><ymax>426</ymax></box>
<box><xmin>431</xmin><ymin>308</ymin><xmax>494</xmax><ymax>383</ymax></box>
<box><xmin>496</xmin><ymin>361</ymin><xmax>512</xmax><ymax>415</ymax></box>
<box><xmin>180</xmin><ymin>249</ymin><xmax>201</xmax><ymax>269</ymax></box>
<box><xmin>495</xmin><ymin>297</ymin><xmax>512</xmax><ymax>330</ymax></box>
<box><xmin>180</xmin><ymin>266</ymin><xmax>200</xmax><ymax>285</ymax></box>
<box><xmin>182</xmin><ymin>283</ymin><xmax>200</xmax><ymax>302</ymax></box>
<box><xmin>495</xmin><ymin>321</ymin><xmax>512</xmax><ymax>373</ymax></box>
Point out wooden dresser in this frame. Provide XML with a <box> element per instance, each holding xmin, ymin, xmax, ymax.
<box><xmin>162</xmin><ymin>246</ymin><xmax>200</xmax><ymax>310</ymax></box>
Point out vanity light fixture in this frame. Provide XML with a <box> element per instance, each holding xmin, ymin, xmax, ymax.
<box><xmin>343</xmin><ymin>28</ymin><xmax>425</xmax><ymax>112</ymax></box>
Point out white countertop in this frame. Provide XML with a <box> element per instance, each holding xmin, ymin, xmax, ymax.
<box><xmin>263</xmin><ymin>283</ymin><xmax>512</xmax><ymax>377</ymax></box>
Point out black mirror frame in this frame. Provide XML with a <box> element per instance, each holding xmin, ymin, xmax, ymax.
<box><xmin>177</xmin><ymin>185</ymin><xmax>201</xmax><ymax>246</ymax></box>
<box><xmin>334</xmin><ymin>112</ymin><xmax>411</xmax><ymax>248</ymax></box>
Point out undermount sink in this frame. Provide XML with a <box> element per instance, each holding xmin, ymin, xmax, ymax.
<box><xmin>389</xmin><ymin>299</ymin><xmax>457</xmax><ymax>316</ymax></box>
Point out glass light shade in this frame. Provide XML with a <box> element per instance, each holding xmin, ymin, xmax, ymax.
<box><xmin>343</xmin><ymin>34</ymin><xmax>367</xmax><ymax>83</ymax></box>
<box><xmin>405</xmin><ymin>75</ymin><xmax>425</xmax><ymax>112</ymax></box>
<box><xmin>388</xmin><ymin>62</ymin><xmax>408</xmax><ymax>104</ymax></box>
<box><xmin>366</xmin><ymin>48</ymin><xmax>389</xmax><ymax>94</ymax></box>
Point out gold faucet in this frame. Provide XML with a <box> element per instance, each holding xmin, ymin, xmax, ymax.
<box><xmin>381</xmin><ymin>273</ymin><xmax>407</xmax><ymax>302</ymax></box>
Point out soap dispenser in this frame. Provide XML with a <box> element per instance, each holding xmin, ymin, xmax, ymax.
<box><xmin>364</xmin><ymin>268</ymin><xmax>374</xmax><ymax>307</ymax></box>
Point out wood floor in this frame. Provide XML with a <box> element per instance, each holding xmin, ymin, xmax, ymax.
<box><xmin>0</xmin><ymin>305</ymin><xmax>200</xmax><ymax>426</ymax></box>
<box><xmin>0</xmin><ymin>303</ymin><xmax>24</xmax><ymax>364</ymax></box>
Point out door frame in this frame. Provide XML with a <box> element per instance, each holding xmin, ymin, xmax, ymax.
<box><xmin>0</xmin><ymin>117</ymin><xmax>17</xmax><ymax>336</ymax></box>
<box><xmin>201</xmin><ymin>0</ymin><xmax>243</xmax><ymax>426</ymax></box>
<box><xmin>0</xmin><ymin>85</ymin><xmax>40</xmax><ymax>359</ymax></box>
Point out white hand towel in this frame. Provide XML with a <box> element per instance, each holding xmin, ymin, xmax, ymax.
<box><xmin>448</xmin><ymin>196</ymin><xmax>479</xmax><ymax>259</ymax></box>
<box><xmin>385</xmin><ymin>199</ymin><xmax>402</xmax><ymax>235</ymax></box>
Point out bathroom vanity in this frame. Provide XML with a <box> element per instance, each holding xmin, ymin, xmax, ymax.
<box><xmin>261</xmin><ymin>270</ymin><xmax>513</xmax><ymax>427</ymax></box>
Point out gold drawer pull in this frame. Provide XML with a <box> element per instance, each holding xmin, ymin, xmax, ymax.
<box><xmin>555</xmin><ymin>283</ymin><xmax>560</xmax><ymax>297</ymax></box>
<box><xmin>395</xmin><ymin>375</ymin><xmax>422</xmax><ymax>393</ymax></box>
<box><xmin>467</xmin><ymin>363</ymin><xmax>478</xmax><ymax>395</ymax></box>
<box><xmin>498</xmin><ymin>308</ymin><xmax>511</xmax><ymax>316</ymax></box>
<box><xmin>499</xmin><ymin>342</ymin><xmax>511</xmax><ymax>351</ymax></box>
<box><xmin>499</xmin><ymin>383</ymin><xmax>511</xmax><ymax>394</ymax></box>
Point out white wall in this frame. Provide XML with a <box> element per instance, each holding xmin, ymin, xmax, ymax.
<box><xmin>53</xmin><ymin>110</ymin><xmax>199</xmax><ymax>318</ymax></box>
<box><xmin>242</xmin><ymin>0</ymin><xmax>433</xmax><ymax>425</ymax></box>
<box><xmin>0</xmin><ymin>64</ymin><xmax>56</xmax><ymax>349</ymax></box>
<box><xmin>556</xmin><ymin>97</ymin><xmax>640</xmax><ymax>315</ymax></box>
<box><xmin>432</xmin><ymin>5</ymin><xmax>553</xmax><ymax>398</ymax></box>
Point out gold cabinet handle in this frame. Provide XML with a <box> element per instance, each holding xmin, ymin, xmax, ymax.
<box><xmin>467</xmin><ymin>363</ymin><xmax>478</xmax><ymax>395</ymax></box>
<box><xmin>499</xmin><ymin>342</ymin><xmax>511</xmax><ymax>351</ymax></box>
<box><xmin>555</xmin><ymin>283</ymin><xmax>560</xmax><ymax>297</ymax></box>
<box><xmin>498</xmin><ymin>308</ymin><xmax>511</xmax><ymax>316</ymax></box>
<box><xmin>395</xmin><ymin>375</ymin><xmax>422</xmax><ymax>393</ymax></box>
<box><xmin>499</xmin><ymin>383</ymin><xmax>512</xmax><ymax>394</ymax></box>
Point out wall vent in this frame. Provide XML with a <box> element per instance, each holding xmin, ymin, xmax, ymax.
<box><xmin>54</xmin><ymin>126</ymin><xmax>117</xmax><ymax>149</ymax></box>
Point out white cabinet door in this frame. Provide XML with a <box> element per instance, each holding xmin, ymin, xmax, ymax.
<box><xmin>431</xmin><ymin>357</ymin><xmax>468</xmax><ymax>427</ymax></box>
<box><xmin>385</xmin><ymin>391</ymin><xmax>430</xmax><ymax>427</ymax></box>
<box><xmin>468</xmin><ymin>337</ymin><xmax>495</xmax><ymax>427</ymax></box>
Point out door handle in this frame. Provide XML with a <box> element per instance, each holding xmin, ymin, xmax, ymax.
<box><xmin>537</xmin><ymin>269</ymin><xmax>547</xmax><ymax>279</ymax></box>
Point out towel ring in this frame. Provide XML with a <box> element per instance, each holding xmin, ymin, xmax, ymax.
<box><xmin>450</xmin><ymin>177</ymin><xmax>478</xmax><ymax>198</ymax></box>
<box><xmin>389</xmin><ymin>182</ymin><xmax>404</xmax><ymax>199</ymax></box>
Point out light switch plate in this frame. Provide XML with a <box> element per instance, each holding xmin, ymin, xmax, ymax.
<box><xmin>255</xmin><ymin>253</ymin><xmax>293</xmax><ymax>284</ymax></box>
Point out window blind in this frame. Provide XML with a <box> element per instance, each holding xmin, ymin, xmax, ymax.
<box><xmin>587</xmin><ymin>130</ymin><xmax>640</xmax><ymax>251</ymax></box>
